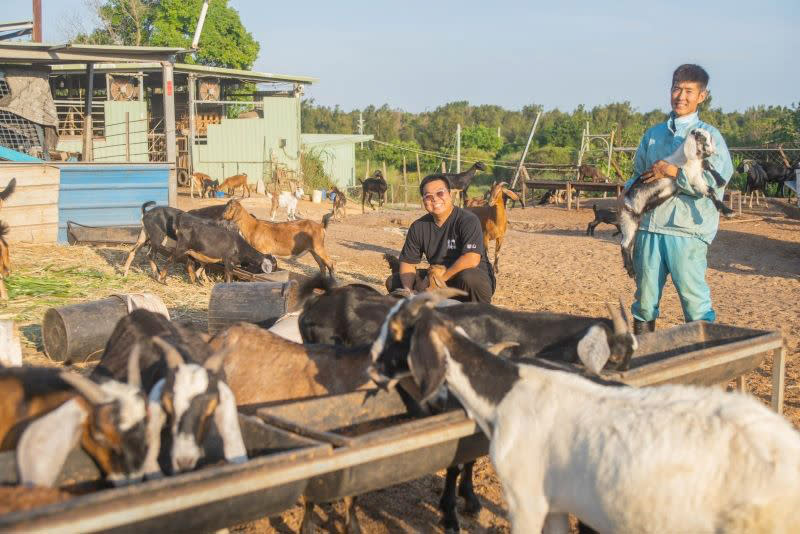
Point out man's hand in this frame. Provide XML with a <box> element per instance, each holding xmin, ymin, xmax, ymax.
<box><xmin>640</xmin><ymin>160</ymin><xmax>679</xmax><ymax>183</ymax></box>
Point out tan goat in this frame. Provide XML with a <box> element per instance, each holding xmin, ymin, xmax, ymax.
<box><xmin>219</xmin><ymin>173</ymin><xmax>251</xmax><ymax>198</ymax></box>
<box><xmin>465</xmin><ymin>181</ymin><xmax>520</xmax><ymax>274</ymax></box>
<box><xmin>222</xmin><ymin>200</ymin><xmax>335</xmax><ymax>276</ymax></box>
<box><xmin>190</xmin><ymin>172</ymin><xmax>211</xmax><ymax>199</ymax></box>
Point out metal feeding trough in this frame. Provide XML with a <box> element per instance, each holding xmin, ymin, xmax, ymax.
<box><xmin>0</xmin><ymin>322</ymin><xmax>784</xmax><ymax>532</ymax></box>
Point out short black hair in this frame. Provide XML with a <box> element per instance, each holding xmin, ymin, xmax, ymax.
<box><xmin>672</xmin><ymin>64</ymin><xmax>709</xmax><ymax>89</ymax></box>
<box><xmin>419</xmin><ymin>173</ymin><xmax>451</xmax><ymax>196</ymax></box>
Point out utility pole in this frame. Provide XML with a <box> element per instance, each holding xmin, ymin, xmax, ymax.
<box><xmin>358</xmin><ymin>111</ymin><xmax>365</xmax><ymax>149</ymax></box>
<box><xmin>510</xmin><ymin>112</ymin><xmax>541</xmax><ymax>190</ymax></box>
<box><xmin>456</xmin><ymin>123</ymin><xmax>461</xmax><ymax>174</ymax></box>
<box><xmin>32</xmin><ymin>0</ymin><xmax>42</xmax><ymax>42</ymax></box>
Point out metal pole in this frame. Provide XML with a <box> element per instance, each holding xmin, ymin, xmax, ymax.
<box><xmin>32</xmin><ymin>0</ymin><xmax>42</xmax><ymax>42</ymax></box>
<box><xmin>191</xmin><ymin>0</ymin><xmax>210</xmax><ymax>49</ymax></box>
<box><xmin>510</xmin><ymin>111</ymin><xmax>541</xmax><ymax>190</ymax></box>
<box><xmin>82</xmin><ymin>63</ymin><xmax>94</xmax><ymax>162</ymax></box>
<box><xmin>162</xmin><ymin>61</ymin><xmax>177</xmax><ymax>207</ymax></box>
<box><xmin>403</xmin><ymin>156</ymin><xmax>408</xmax><ymax>207</ymax></box>
<box><xmin>188</xmin><ymin>73</ymin><xmax>196</xmax><ymax>176</ymax></box>
<box><xmin>456</xmin><ymin>123</ymin><xmax>461</xmax><ymax>174</ymax></box>
<box><xmin>607</xmin><ymin>129</ymin><xmax>615</xmax><ymax>179</ymax></box>
<box><xmin>416</xmin><ymin>153</ymin><xmax>421</xmax><ymax>182</ymax></box>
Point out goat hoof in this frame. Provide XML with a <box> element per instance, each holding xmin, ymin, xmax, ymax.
<box><xmin>461</xmin><ymin>495</ymin><xmax>481</xmax><ymax>516</ymax></box>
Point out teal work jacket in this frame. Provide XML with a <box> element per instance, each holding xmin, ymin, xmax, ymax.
<box><xmin>624</xmin><ymin>112</ymin><xmax>733</xmax><ymax>244</ymax></box>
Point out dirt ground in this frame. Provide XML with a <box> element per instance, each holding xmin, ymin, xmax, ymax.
<box><xmin>6</xmin><ymin>189</ymin><xmax>798</xmax><ymax>533</ymax></box>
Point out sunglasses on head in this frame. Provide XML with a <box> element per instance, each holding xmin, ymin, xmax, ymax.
<box><xmin>422</xmin><ymin>188</ymin><xmax>449</xmax><ymax>203</ymax></box>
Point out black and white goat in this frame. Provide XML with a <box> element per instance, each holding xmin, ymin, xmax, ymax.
<box><xmin>618</xmin><ymin>128</ymin><xmax>735</xmax><ymax>277</ymax></box>
<box><xmin>92</xmin><ymin>310</ymin><xmax>247</xmax><ymax>476</ymax></box>
<box><xmin>1</xmin><ymin>357</ymin><xmax>150</xmax><ymax>487</ymax></box>
<box><xmin>370</xmin><ymin>292</ymin><xmax>800</xmax><ymax>534</ymax></box>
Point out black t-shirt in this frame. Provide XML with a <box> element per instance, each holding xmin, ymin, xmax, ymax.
<box><xmin>399</xmin><ymin>207</ymin><xmax>493</xmax><ymax>279</ymax></box>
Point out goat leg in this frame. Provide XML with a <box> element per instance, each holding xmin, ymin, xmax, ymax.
<box><xmin>493</xmin><ymin>236</ymin><xmax>503</xmax><ymax>274</ymax></box>
<box><xmin>342</xmin><ymin>495</ymin><xmax>361</xmax><ymax>534</ymax></box>
<box><xmin>458</xmin><ymin>460</ymin><xmax>481</xmax><ymax>515</ymax></box>
<box><xmin>299</xmin><ymin>498</ymin><xmax>317</xmax><ymax>534</ymax></box>
<box><xmin>186</xmin><ymin>258</ymin><xmax>197</xmax><ymax>285</ymax></box>
<box><xmin>122</xmin><ymin>229</ymin><xmax>148</xmax><ymax>276</ymax></box>
<box><xmin>439</xmin><ymin>466</ymin><xmax>462</xmax><ymax>534</ymax></box>
<box><xmin>0</xmin><ymin>278</ymin><xmax>6</xmax><ymax>301</ymax></box>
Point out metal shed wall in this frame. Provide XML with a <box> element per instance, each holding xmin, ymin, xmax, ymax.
<box><xmin>0</xmin><ymin>163</ymin><xmax>59</xmax><ymax>243</ymax></box>
<box><xmin>304</xmin><ymin>142</ymin><xmax>355</xmax><ymax>188</ymax></box>
<box><xmin>56</xmin><ymin>163</ymin><xmax>169</xmax><ymax>243</ymax></box>
<box><xmin>193</xmin><ymin>96</ymin><xmax>301</xmax><ymax>185</ymax></box>
<box><xmin>56</xmin><ymin>101</ymin><xmax>149</xmax><ymax>163</ymax></box>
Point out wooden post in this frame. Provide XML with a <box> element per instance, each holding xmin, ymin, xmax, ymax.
<box><xmin>441</xmin><ymin>161</ymin><xmax>446</xmax><ymax>173</ymax></box>
<box><xmin>403</xmin><ymin>156</ymin><xmax>408</xmax><ymax>207</ymax></box>
<box><xmin>566</xmin><ymin>182</ymin><xmax>573</xmax><ymax>210</ymax></box>
<box><xmin>771</xmin><ymin>346</ymin><xmax>786</xmax><ymax>414</ymax></box>
<box><xmin>365</xmin><ymin>159</ymin><xmax>370</xmax><ymax>179</ymax></box>
<box><xmin>511</xmin><ymin>112</ymin><xmax>541</xmax><ymax>189</ymax></box>
<box><xmin>456</xmin><ymin>123</ymin><xmax>461</xmax><ymax>174</ymax></box>
<box><xmin>125</xmin><ymin>111</ymin><xmax>130</xmax><ymax>162</ymax></box>
<box><xmin>137</xmin><ymin>72</ymin><xmax>144</xmax><ymax>102</ymax></box>
<box><xmin>162</xmin><ymin>61</ymin><xmax>177</xmax><ymax>207</ymax></box>
<box><xmin>32</xmin><ymin>0</ymin><xmax>42</xmax><ymax>42</ymax></box>
<box><xmin>188</xmin><ymin>73</ymin><xmax>196</xmax><ymax>176</ymax></box>
<box><xmin>736</xmin><ymin>375</ymin><xmax>747</xmax><ymax>393</ymax></box>
<box><xmin>383</xmin><ymin>161</ymin><xmax>389</xmax><ymax>205</ymax></box>
<box><xmin>82</xmin><ymin>63</ymin><xmax>95</xmax><ymax>162</ymax></box>
<box><xmin>416</xmin><ymin>153</ymin><xmax>421</xmax><ymax>182</ymax></box>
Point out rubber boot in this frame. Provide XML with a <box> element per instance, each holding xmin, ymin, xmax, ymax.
<box><xmin>633</xmin><ymin>319</ymin><xmax>656</xmax><ymax>335</ymax></box>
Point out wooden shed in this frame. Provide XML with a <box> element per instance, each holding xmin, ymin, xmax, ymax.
<box><xmin>0</xmin><ymin>162</ymin><xmax>59</xmax><ymax>243</ymax></box>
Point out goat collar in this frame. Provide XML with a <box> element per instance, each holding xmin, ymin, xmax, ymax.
<box><xmin>668</xmin><ymin>111</ymin><xmax>699</xmax><ymax>134</ymax></box>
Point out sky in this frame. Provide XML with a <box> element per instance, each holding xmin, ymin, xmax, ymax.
<box><xmin>5</xmin><ymin>0</ymin><xmax>799</xmax><ymax>114</ymax></box>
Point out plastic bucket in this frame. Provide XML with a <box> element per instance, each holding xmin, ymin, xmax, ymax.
<box><xmin>215</xmin><ymin>191</ymin><xmax>225</xmax><ymax>198</ymax></box>
<box><xmin>311</xmin><ymin>190</ymin><xmax>323</xmax><ymax>203</ymax></box>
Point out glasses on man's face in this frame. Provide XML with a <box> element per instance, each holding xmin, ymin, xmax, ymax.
<box><xmin>422</xmin><ymin>188</ymin><xmax>449</xmax><ymax>203</ymax></box>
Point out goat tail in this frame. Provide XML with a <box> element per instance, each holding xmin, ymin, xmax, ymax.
<box><xmin>141</xmin><ymin>200</ymin><xmax>157</xmax><ymax>216</ymax></box>
<box><xmin>383</xmin><ymin>252</ymin><xmax>400</xmax><ymax>274</ymax></box>
<box><xmin>321</xmin><ymin>212</ymin><xmax>333</xmax><ymax>230</ymax></box>
<box><xmin>297</xmin><ymin>273</ymin><xmax>337</xmax><ymax>303</ymax></box>
<box><xmin>0</xmin><ymin>178</ymin><xmax>16</xmax><ymax>202</ymax></box>
<box><xmin>0</xmin><ymin>220</ymin><xmax>9</xmax><ymax>241</ymax></box>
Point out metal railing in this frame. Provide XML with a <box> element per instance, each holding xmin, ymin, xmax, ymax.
<box><xmin>54</xmin><ymin>100</ymin><xmax>105</xmax><ymax>137</ymax></box>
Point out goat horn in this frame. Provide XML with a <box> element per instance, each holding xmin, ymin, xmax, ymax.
<box><xmin>486</xmin><ymin>341</ymin><xmax>519</xmax><ymax>355</ymax></box>
<box><xmin>618</xmin><ymin>297</ymin><xmax>632</xmax><ymax>330</ymax></box>
<box><xmin>152</xmin><ymin>337</ymin><xmax>184</xmax><ymax>370</ymax></box>
<box><xmin>127</xmin><ymin>344</ymin><xmax>142</xmax><ymax>389</ymax></box>
<box><xmin>60</xmin><ymin>371</ymin><xmax>109</xmax><ymax>405</ymax></box>
<box><xmin>606</xmin><ymin>302</ymin><xmax>627</xmax><ymax>335</ymax></box>
<box><xmin>402</xmin><ymin>288</ymin><xmax>466</xmax><ymax>317</ymax></box>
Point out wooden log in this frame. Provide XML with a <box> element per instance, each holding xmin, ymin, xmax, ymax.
<box><xmin>43</xmin><ymin>297</ymin><xmax>129</xmax><ymax>362</ymax></box>
<box><xmin>771</xmin><ymin>346</ymin><xmax>786</xmax><ymax>414</ymax></box>
<box><xmin>207</xmin><ymin>281</ymin><xmax>298</xmax><ymax>335</ymax></box>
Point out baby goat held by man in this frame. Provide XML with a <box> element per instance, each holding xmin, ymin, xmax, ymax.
<box><xmin>618</xmin><ymin>128</ymin><xmax>735</xmax><ymax>277</ymax></box>
<box><xmin>370</xmin><ymin>291</ymin><xmax>800</xmax><ymax>534</ymax></box>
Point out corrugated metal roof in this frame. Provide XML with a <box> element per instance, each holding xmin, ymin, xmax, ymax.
<box><xmin>51</xmin><ymin>62</ymin><xmax>316</xmax><ymax>85</ymax></box>
<box><xmin>0</xmin><ymin>42</ymin><xmax>185</xmax><ymax>64</ymax></box>
<box><xmin>302</xmin><ymin>134</ymin><xmax>373</xmax><ymax>146</ymax></box>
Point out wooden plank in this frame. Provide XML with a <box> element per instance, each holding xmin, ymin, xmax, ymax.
<box><xmin>771</xmin><ymin>346</ymin><xmax>786</xmax><ymax>414</ymax></box>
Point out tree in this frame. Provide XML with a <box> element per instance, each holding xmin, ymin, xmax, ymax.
<box><xmin>73</xmin><ymin>0</ymin><xmax>259</xmax><ymax>70</ymax></box>
<box><xmin>461</xmin><ymin>125</ymin><xmax>503</xmax><ymax>153</ymax></box>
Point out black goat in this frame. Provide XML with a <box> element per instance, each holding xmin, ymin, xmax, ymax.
<box><xmin>443</xmin><ymin>162</ymin><xmax>487</xmax><ymax>205</ymax></box>
<box><xmin>587</xmin><ymin>203</ymin><xmax>621</xmax><ymax>236</ymax></box>
<box><xmin>92</xmin><ymin>309</ymin><xmax>247</xmax><ymax>475</ymax></box>
<box><xmin>202</xmin><ymin>179</ymin><xmax>220</xmax><ymax>198</ymax></box>
<box><xmin>358</xmin><ymin>170</ymin><xmax>388</xmax><ymax>213</ymax></box>
<box><xmin>297</xmin><ymin>276</ymin><xmax>636</xmax><ymax>533</ymax></box>
<box><xmin>737</xmin><ymin>160</ymin><xmax>769</xmax><ymax>208</ymax></box>
<box><xmin>760</xmin><ymin>161</ymin><xmax>793</xmax><ymax>197</ymax></box>
<box><xmin>160</xmin><ymin>212</ymin><xmax>277</xmax><ymax>284</ymax></box>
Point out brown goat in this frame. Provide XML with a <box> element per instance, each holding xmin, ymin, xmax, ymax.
<box><xmin>577</xmin><ymin>164</ymin><xmax>609</xmax><ymax>183</ymax></box>
<box><xmin>331</xmin><ymin>186</ymin><xmax>347</xmax><ymax>221</ymax></box>
<box><xmin>190</xmin><ymin>172</ymin><xmax>211</xmax><ymax>199</ymax></box>
<box><xmin>219</xmin><ymin>173</ymin><xmax>251</xmax><ymax>198</ymax></box>
<box><xmin>0</xmin><ymin>222</ymin><xmax>9</xmax><ymax>300</ymax></box>
<box><xmin>222</xmin><ymin>199</ymin><xmax>335</xmax><ymax>276</ymax></box>
<box><xmin>465</xmin><ymin>181</ymin><xmax>520</xmax><ymax>274</ymax></box>
<box><xmin>383</xmin><ymin>253</ymin><xmax>446</xmax><ymax>293</ymax></box>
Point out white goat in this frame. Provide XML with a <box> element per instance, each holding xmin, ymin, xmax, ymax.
<box><xmin>270</xmin><ymin>188</ymin><xmax>304</xmax><ymax>221</ymax></box>
<box><xmin>370</xmin><ymin>292</ymin><xmax>800</xmax><ymax>534</ymax></box>
<box><xmin>618</xmin><ymin>128</ymin><xmax>735</xmax><ymax>277</ymax></box>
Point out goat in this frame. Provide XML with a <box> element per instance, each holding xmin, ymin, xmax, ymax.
<box><xmin>0</xmin><ymin>178</ymin><xmax>16</xmax><ymax>208</ymax></box>
<box><xmin>443</xmin><ymin>162</ymin><xmax>487</xmax><ymax>206</ymax></box>
<box><xmin>219</xmin><ymin>173</ymin><xmax>250</xmax><ymax>198</ymax></box>
<box><xmin>202</xmin><ymin>179</ymin><xmax>220</xmax><ymax>199</ymax></box>
<box><xmin>271</xmin><ymin>188</ymin><xmax>304</xmax><ymax>221</ymax></box>
<box><xmin>190</xmin><ymin>172</ymin><xmax>211</xmax><ymax>199</ymax></box>
<box><xmin>383</xmin><ymin>253</ymin><xmax>447</xmax><ymax>294</ymax></box>
<box><xmin>223</xmin><ymin>199</ymin><xmax>335</xmax><ymax>276</ymax></box>
<box><xmin>331</xmin><ymin>186</ymin><xmax>347</xmax><ymax>221</ymax></box>
<box><xmin>618</xmin><ymin>128</ymin><xmax>734</xmax><ymax>277</ymax></box>
<box><xmin>92</xmin><ymin>310</ymin><xmax>247</xmax><ymax>475</ymax></box>
<box><xmin>586</xmin><ymin>203</ymin><xmax>621</xmax><ymax>237</ymax></box>
<box><xmin>465</xmin><ymin>181</ymin><xmax>521</xmax><ymax>273</ymax></box>
<box><xmin>298</xmin><ymin>277</ymin><xmax>636</xmax><ymax>533</ymax></box>
<box><xmin>159</xmin><ymin>211</ymin><xmax>277</xmax><ymax>284</ymax></box>
<box><xmin>737</xmin><ymin>160</ymin><xmax>769</xmax><ymax>208</ymax></box>
<box><xmin>577</xmin><ymin>164</ymin><xmax>609</xmax><ymax>183</ymax></box>
<box><xmin>537</xmin><ymin>188</ymin><xmax>576</xmax><ymax>206</ymax></box>
<box><xmin>208</xmin><ymin>322</ymin><xmax>374</xmax><ymax>534</ymax></box>
<box><xmin>0</xmin><ymin>222</ymin><xmax>10</xmax><ymax>301</ymax></box>
<box><xmin>358</xmin><ymin>170</ymin><xmax>388</xmax><ymax>213</ymax></box>
<box><xmin>370</xmin><ymin>291</ymin><xmax>800</xmax><ymax>534</ymax></box>
<box><xmin>0</xmin><ymin>357</ymin><xmax>150</xmax><ymax>487</ymax></box>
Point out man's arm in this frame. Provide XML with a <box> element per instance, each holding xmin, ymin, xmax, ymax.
<box><xmin>441</xmin><ymin>252</ymin><xmax>481</xmax><ymax>283</ymax></box>
<box><xmin>623</xmin><ymin>134</ymin><xmax>650</xmax><ymax>192</ymax></box>
<box><xmin>398</xmin><ymin>261</ymin><xmax>418</xmax><ymax>292</ymax></box>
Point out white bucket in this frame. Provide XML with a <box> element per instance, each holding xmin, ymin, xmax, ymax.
<box><xmin>312</xmin><ymin>190</ymin><xmax>323</xmax><ymax>203</ymax></box>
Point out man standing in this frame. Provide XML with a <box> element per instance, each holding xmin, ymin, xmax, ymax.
<box><xmin>386</xmin><ymin>173</ymin><xmax>495</xmax><ymax>302</ymax></box>
<box><xmin>626</xmin><ymin>64</ymin><xmax>733</xmax><ymax>333</ymax></box>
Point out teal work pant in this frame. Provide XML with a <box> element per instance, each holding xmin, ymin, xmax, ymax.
<box><xmin>632</xmin><ymin>231</ymin><xmax>716</xmax><ymax>323</ymax></box>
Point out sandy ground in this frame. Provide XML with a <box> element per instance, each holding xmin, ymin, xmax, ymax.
<box><xmin>6</xmin><ymin>189</ymin><xmax>798</xmax><ymax>533</ymax></box>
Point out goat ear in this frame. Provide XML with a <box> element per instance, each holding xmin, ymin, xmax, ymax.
<box><xmin>486</xmin><ymin>341</ymin><xmax>519</xmax><ymax>355</ymax></box>
<box><xmin>128</xmin><ymin>344</ymin><xmax>142</xmax><ymax>389</ymax></box>
<box><xmin>407</xmin><ymin>323</ymin><xmax>449</xmax><ymax>403</ymax></box>
<box><xmin>204</xmin><ymin>348</ymin><xmax>227</xmax><ymax>374</ymax></box>
<box><xmin>17</xmin><ymin>399</ymin><xmax>87</xmax><ymax>487</ymax></box>
<box><xmin>576</xmin><ymin>325</ymin><xmax>611</xmax><ymax>375</ymax></box>
<box><xmin>213</xmin><ymin>382</ymin><xmax>248</xmax><ymax>464</ymax></box>
<box><xmin>152</xmin><ymin>337</ymin><xmax>184</xmax><ymax>370</ymax></box>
